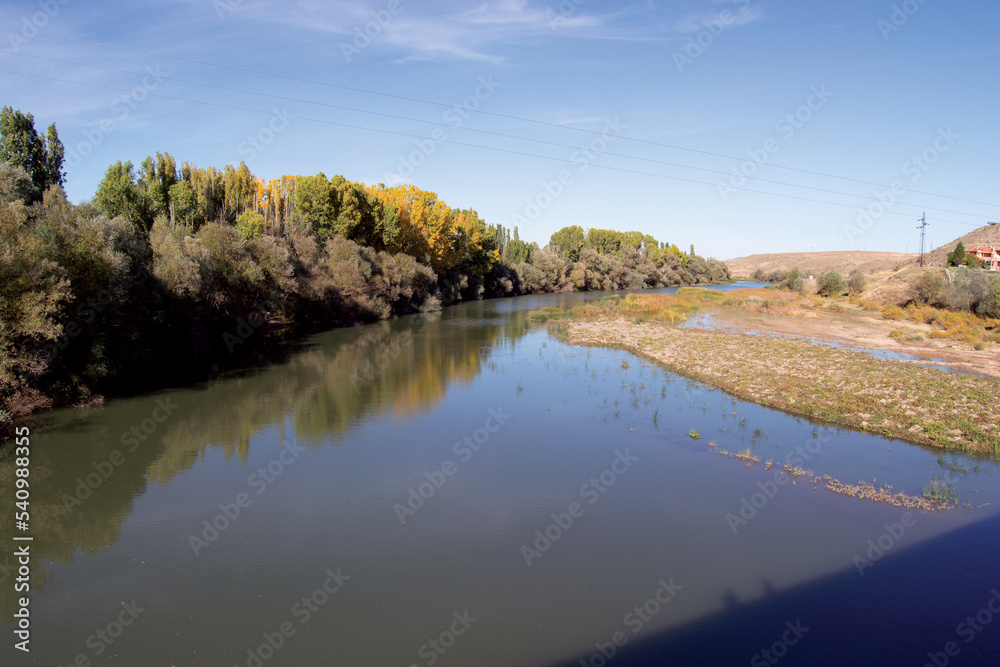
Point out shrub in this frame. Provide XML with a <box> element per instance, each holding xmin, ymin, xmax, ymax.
<box><xmin>817</xmin><ymin>271</ymin><xmax>846</xmax><ymax>296</ymax></box>
<box><xmin>847</xmin><ymin>269</ymin><xmax>866</xmax><ymax>295</ymax></box>
<box><xmin>943</xmin><ymin>268</ymin><xmax>990</xmax><ymax>313</ymax></box>
<box><xmin>882</xmin><ymin>305</ymin><xmax>904</xmax><ymax>320</ymax></box>
<box><xmin>779</xmin><ymin>268</ymin><xmax>804</xmax><ymax>293</ymax></box>
<box><xmin>981</xmin><ymin>276</ymin><xmax>1000</xmax><ymax>319</ymax></box>
<box><xmin>322</xmin><ymin>236</ymin><xmax>438</xmax><ymax>321</ymax></box>
<box><xmin>0</xmin><ymin>161</ymin><xmax>33</xmax><ymax>205</ymax></box>
<box><xmin>911</xmin><ymin>272</ymin><xmax>944</xmax><ymax>305</ymax></box>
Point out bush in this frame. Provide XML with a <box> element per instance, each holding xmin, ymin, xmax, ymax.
<box><xmin>943</xmin><ymin>268</ymin><xmax>990</xmax><ymax>314</ymax></box>
<box><xmin>322</xmin><ymin>236</ymin><xmax>438</xmax><ymax>321</ymax></box>
<box><xmin>0</xmin><ymin>161</ymin><xmax>33</xmax><ymax>205</ymax></box>
<box><xmin>882</xmin><ymin>305</ymin><xmax>904</xmax><ymax>320</ymax></box>
<box><xmin>818</xmin><ymin>271</ymin><xmax>847</xmax><ymax>297</ymax></box>
<box><xmin>912</xmin><ymin>272</ymin><xmax>944</xmax><ymax>305</ymax></box>
<box><xmin>847</xmin><ymin>269</ymin><xmax>866</xmax><ymax>295</ymax></box>
<box><xmin>983</xmin><ymin>277</ymin><xmax>1000</xmax><ymax>319</ymax></box>
<box><xmin>778</xmin><ymin>268</ymin><xmax>804</xmax><ymax>293</ymax></box>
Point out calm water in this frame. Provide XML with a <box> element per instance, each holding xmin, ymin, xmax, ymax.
<box><xmin>3</xmin><ymin>282</ymin><xmax>1000</xmax><ymax>666</ymax></box>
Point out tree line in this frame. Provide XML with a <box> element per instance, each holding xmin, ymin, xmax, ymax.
<box><xmin>1</xmin><ymin>107</ymin><xmax>730</xmax><ymax>435</ymax></box>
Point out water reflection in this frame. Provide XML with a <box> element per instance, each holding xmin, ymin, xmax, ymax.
<box><xmin>0</xmin><ymin>306</ymin><xmax>536</xmax><ymax>622</ymax></box>
<box><xmin>1</xmin><ymin>283</ymin><xmax>996</xmax><ymax>667</ymax></box>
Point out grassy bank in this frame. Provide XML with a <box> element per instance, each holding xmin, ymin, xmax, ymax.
<box><xmin>547</xmin><ymin>290</ymin><xmax>1000</xmax><ymax>457</ymax></box>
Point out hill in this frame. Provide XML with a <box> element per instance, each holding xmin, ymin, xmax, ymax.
<box><xmin>924</xmin><ymin>223</ymin><xmax>1000</xmax><ymax>266</ymax></box>
<box><xmin>725</xmin><ymin>251</ymin><xmax>918</xmax><ymax>279</ymax></box>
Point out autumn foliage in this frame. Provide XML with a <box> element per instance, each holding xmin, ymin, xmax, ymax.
<box><xmin>2</xmin><ymin>145</ymin><xmax>731</xmax><ymax>434</ymax></box>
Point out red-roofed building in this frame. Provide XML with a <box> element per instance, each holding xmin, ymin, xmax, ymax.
<box><xmin>966</xmin><ymin>245</ymin><xmax>1000</xmax><ymax>270</ymax></box>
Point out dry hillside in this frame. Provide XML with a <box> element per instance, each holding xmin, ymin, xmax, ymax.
<box><xmin>725</xmin><ymin>251</ymin><xmax>917</xmax><ymax>279</ymax></box>
<box><xmin>923</xmin><ymin>223</ymin><xmax>1000</xmax><ymax>266</ymax></box>
<box><xmin>726</xmin><ymin>224</ymin><xmax>999</xmax><ymax>278</ymax></box>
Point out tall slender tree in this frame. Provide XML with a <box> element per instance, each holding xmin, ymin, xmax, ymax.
<box><xmin>0</xmin><ymin>106</ymin><xmax>65</xmax><ymax>199</ymax></box>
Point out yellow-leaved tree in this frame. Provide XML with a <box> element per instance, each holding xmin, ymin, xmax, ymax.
<box><xmin>370</xmin><ymin>184</ymin><xmax>462</xmax><ymax>272</ymax></box>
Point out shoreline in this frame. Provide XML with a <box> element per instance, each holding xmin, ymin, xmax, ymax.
<box><xmin>0</xmin><ymin>282</ymin><xmax>733</xmax><ymax>447</ymax></box>
<box><xmin>563</xmin><ymin>314</ymin><xmax>1000</xmax><ymax>457</ymax></box>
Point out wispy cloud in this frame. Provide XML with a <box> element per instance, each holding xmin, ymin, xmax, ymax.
<box><xmin>265</xmin><ymin>0</ymin><xmax>637</xmax><ymax>63</ymax></box>
<box><xmin>673</xmin><ymin>2</ymin><xmax>764</xmax><ymax>35</ymax></box>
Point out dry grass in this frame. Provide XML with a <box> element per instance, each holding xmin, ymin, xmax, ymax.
<box><xmin>881</xmin><ymin>303</ymin><xmax>1000</xmax><ymax>346</ymax></box>
<box><xmin>821</xmin><ymin>477</ymin><xmax>955</xmax><ymax>511</ymax></box>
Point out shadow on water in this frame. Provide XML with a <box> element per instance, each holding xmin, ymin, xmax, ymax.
<box><xmin>544</xmin><ymin>512</ymin><xmax>1000</xmax><ymax>667</ymax></box>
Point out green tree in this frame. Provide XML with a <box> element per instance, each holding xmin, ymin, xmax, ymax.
<box><xmin>44</xmin><ymin>123</ymin><xmax>65</xmax><ymax>190</ymax></box>
<box><xmin>138</xmin><ymin>152</ymin><xmax>178</xmax><ymax>218</ymax></box>
<box><xmin>620</xmin><ymin>231</ymin><xmax>644</xmax><ymax>251</ymax></box>
<box><xmin>585</xmin><ymin>228</ymin><xmax>622</xmax><ymax>255</ymax></box>
<box><xmin>946</xmin><ymin>242</ymin><xmax>966</xmax><ymax>267</ymax></box>
<box><xmin>294</xmin><ymin>173</ymin><xmax>340</xmax><ymax>238</ymax></box>
<box><xmin>94</xmin><ymin>161</ymin><xmax>149</xmax><ymax>230</ymax></box>
<box><xmin>506</xmin><ymin>227</ymin><xmax>534</xmax><ymax>265</ymax></box>
<box><xmin>549</xmin><ymin>225</ymin><xmax>585</xmax><ymax>261</ymax></box>
<box><xmin>235</xmin><ymin>210</ymin><xmax>266</xmax><ymax>241</ymax></box>
<box><xmin>0</xmin><ymin>106</ymin><xmax>65</xmax><ymax>199</ymax></box>
<box><xmin>222</xmin><ymin>162</ymin><xmax>256</xmax><ymax>221</ymax></box>
<box><xmin>168</xmin><ymin>181</ymin><xmax>196</xmax><ymax>225</ymax></box>
<box><xmin>643</xmin><ymin>234</ymin><xmax>663</xmax><ymax>264</ymax></box>
<box><xmin>335</xmin><ymin>181</ymin><xmax>383</xmax><ymax>249</ymax></box>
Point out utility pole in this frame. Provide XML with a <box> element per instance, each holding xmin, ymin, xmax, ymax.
<box><xmin>917</xmin><ymin>213</ymin><xmax>927</xmax><ymax>267</ymax></box>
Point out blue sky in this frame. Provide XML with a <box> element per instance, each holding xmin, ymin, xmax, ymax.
<box><xmin>1</xmin><ymin>0</ymin><xmax>997</xmax><ymax>259</ymax></box>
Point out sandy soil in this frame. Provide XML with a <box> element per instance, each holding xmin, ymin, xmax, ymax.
<box><xmin>705</xmin><ymin>302</ymin><xmax>1000</xmax><ymax>380</ymax></box>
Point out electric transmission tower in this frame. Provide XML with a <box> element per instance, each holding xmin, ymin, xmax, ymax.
<box><xmin>917</xmin><ymin>213</ymin><xmax>927</xmax><ymax>267</ymax></box>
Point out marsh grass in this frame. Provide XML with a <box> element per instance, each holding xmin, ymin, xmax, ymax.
<box><xmin>565</xmin><ymin>314</ymin><xmax>1000</xmax><ymax>457</ymax></box>
<box><xmin>567</xmin><ymin>289</ymin><xmax>730</xmax><ymax>324</ymax></box>
<box><xmin>923</xmin><ymin>478</ymin><xmax>960</xmax><ymax>507</ymax></box>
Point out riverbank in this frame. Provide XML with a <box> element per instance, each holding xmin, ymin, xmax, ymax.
<box><xmin>556</xmin><ymin>291</ymin><xmax>1000</xmax><ymax>457</ymax></box>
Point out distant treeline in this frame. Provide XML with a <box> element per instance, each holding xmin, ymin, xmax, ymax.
<box><xmin>0</xmin><ymin>108</ymin><xmax>729</xmax><ymax>433</ymax></box>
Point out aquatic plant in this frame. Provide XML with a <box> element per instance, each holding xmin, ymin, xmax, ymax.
<box><xmin>923</xmin><ymin>478</ymin><xmax>960</xmax><ymax>507</ymax></box>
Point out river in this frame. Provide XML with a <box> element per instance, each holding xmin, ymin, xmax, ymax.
<box><xmin>3</xmin><ymin>282</ymin><xmax>1000</xmax><ymax>666</ymax></box>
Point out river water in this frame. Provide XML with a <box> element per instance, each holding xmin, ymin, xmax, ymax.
<box><xmin>3</xmin><ymin>283</ymin><xmax>1000</xmax><ymax>666</ymax></box>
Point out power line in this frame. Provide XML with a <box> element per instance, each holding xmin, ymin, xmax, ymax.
<box><xmin>2</xmin><ymin>28</ymin><xmax>998</xmax><ymax>212</ymax></box>
<box><xmin>2</xmin><ymin>49</ymin><xmax>993</xmax><ymax>223</ymax></box>
<box><xmin>0</xmin><ymin>67</ymin><xmax>986</xmax><ymax>228</ymax></box>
